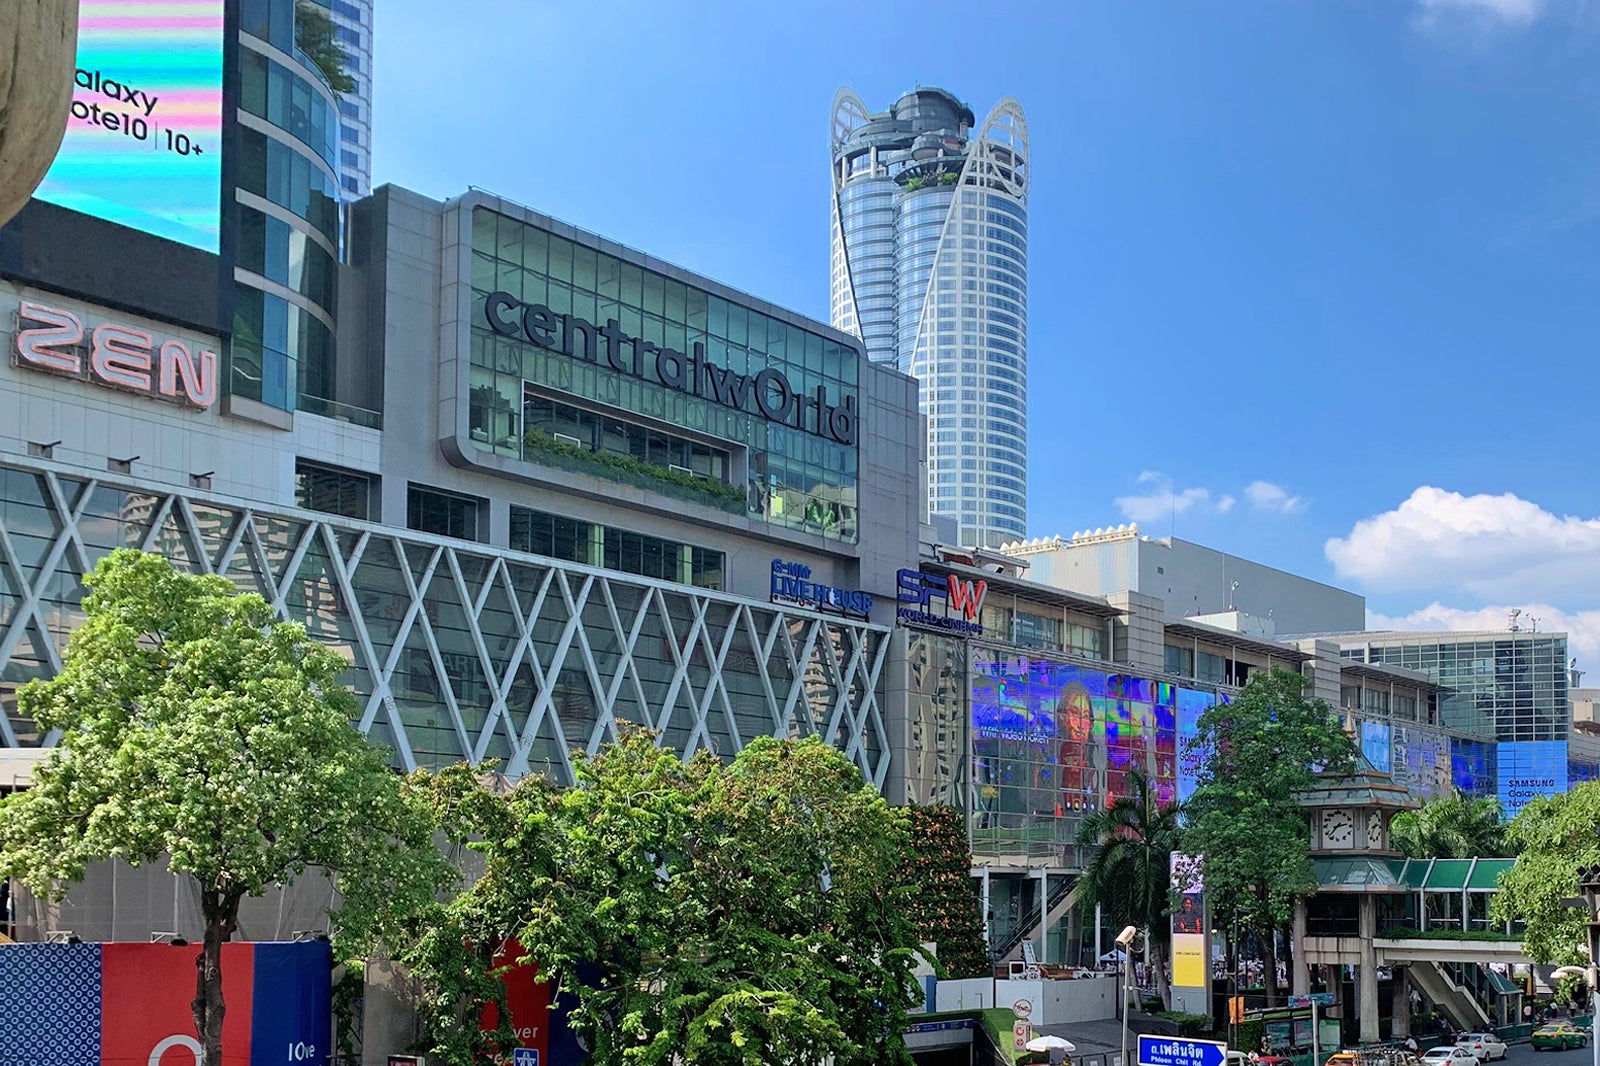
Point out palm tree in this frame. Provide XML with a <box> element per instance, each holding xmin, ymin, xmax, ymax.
<box><xmin>1390</xmin><ymin>791</ymin><xmax>1509</xmax><ymax>858</ymax></box>
<box><xmin>1076</xmin><ymin>768</ymin><xmax>1182</xmax><ymax>1008</ymax></box>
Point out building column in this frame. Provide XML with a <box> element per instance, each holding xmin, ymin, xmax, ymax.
<box><xmin>1292</xmin><ymin>899</ymin><xmax>1310</xmax><ymax>997</ymax></box>
<box><xmin>1393</xmin><ymin>967</ymin><xmax>1410</xmax><ymax>1039</ymax></box>
<box><xmin>1358</xmin><ymin>894</ymin><xmax>1380</xmax><ymax>1044</ymax></box>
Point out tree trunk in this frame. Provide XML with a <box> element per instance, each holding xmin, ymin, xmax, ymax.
<box><xmin>1261</xmin><ymin>917</ymin><xmax>1281</xmax><ymax>1009</ymax></box>
<box><xmin>194</xmin><ymin>888</ymin><xmax>241</xmax><ymax>1066</ymax></box>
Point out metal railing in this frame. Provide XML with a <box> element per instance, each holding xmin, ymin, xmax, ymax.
<box><xmin>991</xmin><ymin>876</ymin><xmax>1077</xmax><ymax>964</ymax></box>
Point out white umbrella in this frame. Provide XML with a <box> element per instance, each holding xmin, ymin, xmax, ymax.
<box><xmin>1026</xmin><ymin>1036</ymin><xmax>1076</xmax><ymax>1053</ymax></box>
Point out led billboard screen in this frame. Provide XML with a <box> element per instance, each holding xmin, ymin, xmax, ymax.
<box><xmin>1498</xmin><ymin>740</ymin><xmax>1567</xmax><ymax>819</ymax></box>
<box><xmin>32</xmin><ymin>0</ymin><xmax>225</xmax><ymax>252</ymax></box>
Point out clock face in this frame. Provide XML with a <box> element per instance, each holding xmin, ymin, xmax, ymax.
<box><xmin>1322</xmin><ymin>807</ymin><xmax>1355</xmax><ymax>848</ymax></box>
<box><xmin>1367</xmin><ymin>810</ymin><xmax>1385</xmax><ymax>847</ymax></box>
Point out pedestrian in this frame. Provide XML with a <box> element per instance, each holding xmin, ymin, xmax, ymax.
<box><xmin>1405</xmin><ymin>1036</ymin><xmax>1419</xmax><ymax>1054</ymax></box>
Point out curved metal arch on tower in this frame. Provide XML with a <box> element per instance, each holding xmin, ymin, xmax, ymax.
<box><xmin>829</xmin><ymin>86</ymin><xmax>874</xmax><ymax>343</ymax></box>
<box><xmin>906</xmin><ymin>96</ymin><xmax>1031</xmax><ymax>364</ymax></box>
<box><xmin>830</xmin><ymin>87</ymin><xmax>872</xmax><ymax>171</ymax></box>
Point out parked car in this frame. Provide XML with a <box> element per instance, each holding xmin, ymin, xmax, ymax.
<box><xmin>1532</xmin><ymin>1023</ymin><xmax>1591</xmax><ymax>1051</ymax></box>
<box><xmin>1421</xmin><ymin>1047</ymin><xmax>1476</xmax><ymax>1066</ymax></box>
<box><xmin>1456</xmin><ymin>1033</ymin><xmax>1508</xmax><ymax>1061</ymax></box>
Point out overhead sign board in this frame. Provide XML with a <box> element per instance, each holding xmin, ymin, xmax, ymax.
<box><xmin>1138</xmin><ymin>1035</ymin><xmax>1227</xmax><ymax>1066</ymax></box>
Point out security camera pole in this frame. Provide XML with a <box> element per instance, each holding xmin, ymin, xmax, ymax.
<box><xmin>1119</xmin><ymin>924</ymin><xmax>1140</xmax><ymax>1066</ymax></box>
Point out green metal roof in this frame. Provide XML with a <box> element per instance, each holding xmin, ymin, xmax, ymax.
<box><xmin>1427</xmin><ymin>860</ymin><xmax>1471</xmax><ymax>890</ymax></box>
<box><xmin>1386</xmin><ymin>858</ymin><xmax>1514</xmax><ymax>891</ymax></box>
<box><xmin>1392</xmin><ymin>859</ymin><xmax>1433</xmax><ymax>889</ymax></box>
<box><xmin>1467</xmin><ymin>859</ymin><xmax>1514</xmax><ymax>891</ymax></box>
<box><xmin>1313</xmin><ymin>858</ymin><xmax>1404</xmax><ymax>887</ymax></box>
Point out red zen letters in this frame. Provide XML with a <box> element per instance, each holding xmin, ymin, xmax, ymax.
<box><xmin>13</xmin><ymin>301</ymin><xmax>217</xmax><ymax>408</ymax></box>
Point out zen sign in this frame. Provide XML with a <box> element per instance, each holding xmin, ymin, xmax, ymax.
<box><xmin>12</xmin><ymin>300</ymin><xmax>218</xmax><ymax>408</ymax></box>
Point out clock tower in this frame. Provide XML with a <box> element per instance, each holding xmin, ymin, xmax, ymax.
<box><xmin>1293</xmin><ymin>769</ymin><xmax>1419</xmax><ymax>1047</ymax></box>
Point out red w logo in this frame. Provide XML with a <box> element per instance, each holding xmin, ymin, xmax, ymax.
<box><xmin>945</xmin><ymin>576</ymin><xmax>988</xmax><ymax>621</ymax></box>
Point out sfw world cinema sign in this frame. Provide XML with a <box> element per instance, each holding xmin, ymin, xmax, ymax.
<box><xmin>484</xmin><ymin>292</ymin><xmax>856</xmax><ymax>446</ymax></box>
<box><xmin>12</xmin><ymin>300</ymin><xmax>218</xmax><ymax>408</ymax></box>
<box><xmin>896</xmin><ymin>568</ymin><xmax>988</xmax><ymax>636</ymax></box>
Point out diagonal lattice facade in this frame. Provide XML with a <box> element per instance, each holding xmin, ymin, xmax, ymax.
<box><xmin>0</xmin><ymin>459</ymin><xmax>893</xmax><ymax>787</ymax></box>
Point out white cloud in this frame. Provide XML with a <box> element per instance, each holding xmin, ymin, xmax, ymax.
<box><xmin>1217</xmin><ymin>495</ymin><xmax>1237</xmax><ymax>515</ymax></box>
<box><xmin>1415</xmin><ymin>0</ymin><xmax>1546</xmax><ymax>25</ymax></box>
<box><xmin>1114</xmin><ymin>472</ymin><xmax>1217</xmax><ymax>524</ymax></box>
<box><xmin>1245</xmin><ymin>480</ymin><xmax>1305</xmax><ymax>515</ymax></box>
<box><xmin>1368</xmin><ymin>601</ymin><xmax>1599</xmax><ymax>679</ymax></box>
<box><xmin>1326</xmin><ymin>486</ymin><xmax>1600</xmax><ymax>601</ymax></box>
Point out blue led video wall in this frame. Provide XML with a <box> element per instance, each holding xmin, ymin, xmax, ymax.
<box><xmin>1497</xmin><ymin>740</ymin><xmax>1568</xmax><ymax>819</ymax></box>
<box><xmin>970</xmin><ymin>653</ymin><xmax>1224</xmax><ymax>820</ymax></box>
<box><xmin>1361</xmin><ymin>720</ymin><xmax>1393</xmax><ymax>774</ymax></box>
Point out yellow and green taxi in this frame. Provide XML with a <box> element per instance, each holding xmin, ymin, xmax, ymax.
<box><xmin>1532</xmin><ymin>1023</ymin><xmax>1589</xmax><ymax>1051</ymax></box>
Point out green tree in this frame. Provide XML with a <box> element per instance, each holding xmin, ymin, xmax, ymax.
<box><xmin>1181</xmin><ymin>668</ymin><xmax>1357</xmax><ymax>1006</ymax></box>
<box><xmin>0</xmin><ymin>550</ymin><xmax>451</xmax><ymax>1066</ymax></box>
<box><xmin>1390</xmin><ymin>791</ymin><xmax>1509</xmax><ymax>859</ymax></box>
<box><xmin>1076</xmin><ymin>767</ymin><xmax>1181</xmax><ymax>1007</ymax></box>
<box><xmin>1490</xmin><ymin>783</ymin><xmax>1600</xmax><ymax>964</ymax></box>
<box><xmin>903</xmin><ymin>805</ymin><xmax>990</xmax><ymax>979</ymax></box>
<box><xmin>295</xmin><ymin>0</ymin><xmax>355</xmax><ymax>93</ymax></box>
<box><xmin>408</xmin><ymin>727</ymin><xmax>924</xmax><ymax>1066</ymax></box>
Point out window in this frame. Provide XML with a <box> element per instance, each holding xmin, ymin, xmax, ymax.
<box><xmin>1165</xmin><ymin>644</ymin><xmax>1195</xmax><ymax>678</ymax></box>
<box><xmin>295</xmin><ymin>461</ymin><xmax>371</xmax><ymax>519</ymax></box>
<box><xmin>509</xmin><ymin>506</ymin><xmax>723</xmax><ymax>589</ymax></box>
<box><xmin>407</xmin><ymin>485</ymin><xmax>481</xmax><ymax>541</ymax></box>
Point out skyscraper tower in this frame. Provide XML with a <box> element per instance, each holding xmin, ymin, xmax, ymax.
<box><xmin>830</xmin><ymin>87</ymin><xmax>1029</xmax><ymax>547</ymax></box>
<box><xmin>324</xmin><ymin>0</ymin><xmax>374</xmax><ymax>197</ymax></box>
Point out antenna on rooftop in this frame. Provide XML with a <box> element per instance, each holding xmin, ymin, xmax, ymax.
<box><xmin>1509</xmin><ymin>609</ymin><xmax>1522</xmax><ymax>633</ymax></box>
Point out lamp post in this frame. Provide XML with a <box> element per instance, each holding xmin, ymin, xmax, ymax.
<box><xmin>1118</xmin><ymin>925</ymin><xmax>1140</xmax><ymax>1066</ymax></box>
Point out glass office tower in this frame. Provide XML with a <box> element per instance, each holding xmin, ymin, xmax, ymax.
<box><xmin>830</xmin><ymin>88</ymin><xmax>1029</xmax><ymax>548</ymax></box>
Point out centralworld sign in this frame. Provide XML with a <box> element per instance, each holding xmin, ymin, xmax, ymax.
<box><xmin>484</xmin><ymin>292</ymin><xmax>858</xmax><ymax>446</ymax></box>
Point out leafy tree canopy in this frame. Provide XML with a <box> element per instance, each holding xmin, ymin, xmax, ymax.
<box><xmin>1490</xmin><ymin>782</ymin><xmax>1600</xmax><ymax>964</ymax></box>
<box><xmin>0</xmin><ymin>550</ymin><xmax>451</xmax><ymax>1064</ymax></box>
<box><xmin>904</xmin><ymin>805</ymin><xmax>990</xmax><ymax>979</ymax></box>
<box><xmin>1390</xmin><ymin>791</ymin><xmax>1509</xmax><ymax>859</ymax></box>
<box><xmin>407</xmin><ymin>727</ymin><xmax>925</xmax><ymax>1066</ymax></box>
<box><xmin>1180</xmin><ymin>669</ymin><xmax>1356</xmax><ymax>1001</ymax></box>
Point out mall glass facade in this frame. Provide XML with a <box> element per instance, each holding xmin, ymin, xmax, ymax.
<box><xmin>468</xmin><ymin>208</ymin><xmax>862</xmax><ymax>542</ymax></box>
<box><xmin>0</xmin><ymin>462</ymin><xmax>893</xmax><ymax>784</ymax></box>
<box><xmin>1343</xmin><ymin>633</ymin><xmax>1570</xmax><ymax>742</ymax></box>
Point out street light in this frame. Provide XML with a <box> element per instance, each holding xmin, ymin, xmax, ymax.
<box><xmin>1118</xmin><ymin>925</ymin><xmax>1140</xmax><ymax>1066</ymax></box>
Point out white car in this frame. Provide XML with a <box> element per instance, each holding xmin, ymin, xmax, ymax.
<box><xmin>1422</xmin><ymin>1047</ymin><xmax>1477</xmax><ymax>1066</ymax></box>
<box><xmin>1456</xmin><ymin>1034</ymin><xmax>1508</xmax><ymax>1062</ymax></box>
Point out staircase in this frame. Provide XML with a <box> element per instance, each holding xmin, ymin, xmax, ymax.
<box><xmin>1408</xmin><ymin>960</ymin><xmax>1494</xmax><ymax>1032</ymax></box>
<box><xmin>992</xmin><ymin>877</ymin><xmax>1081</xmax><ymax>964</ymax></box>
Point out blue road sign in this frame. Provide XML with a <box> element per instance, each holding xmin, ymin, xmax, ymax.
<box><xmin>513</xmin><ymin>1050</ymin><xmax>540</xmax><ymax>1066</ymax></box>
<box><xmin>1288</xmin><ymin>993</ymin><xmax>1335</xmax><ymax>1008</ymax></box>
<box><xmin>1138</xmin><ymin>1035</ymin><xmax>1227</xmax><ymax>1066</ymax></box>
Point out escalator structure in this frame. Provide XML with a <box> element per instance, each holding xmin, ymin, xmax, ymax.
<box><xmin>1406</xmin><ymin>960</ymin><xmax>1499</xmax><ymax>1033</ymax></box>
<box><xmin>992</xmin><ymin>877</ymin><xmax>1080</xmax><ymax>965</ymax></box>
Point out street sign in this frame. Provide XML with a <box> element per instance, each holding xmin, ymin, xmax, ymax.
<box><xmin>1138</xmin><ymin>1035</ymin><xmax>1227</xmax><ymax>1066</ymax></box>
<box><xmin>1288</xmin><ymin>993</ymin><xmax>1335</xmax><ymax>1008</ymax></box>
<box><xmin>513</xmin><ymin>1050</ymin><xmax>540</xmax><ymax>1066</ymax></box>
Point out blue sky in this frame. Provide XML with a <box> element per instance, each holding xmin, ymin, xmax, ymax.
<box><xmin>372</xmin><ymin>0</ymin><xmax>1600</xmax><ymax>664</ymax></box>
